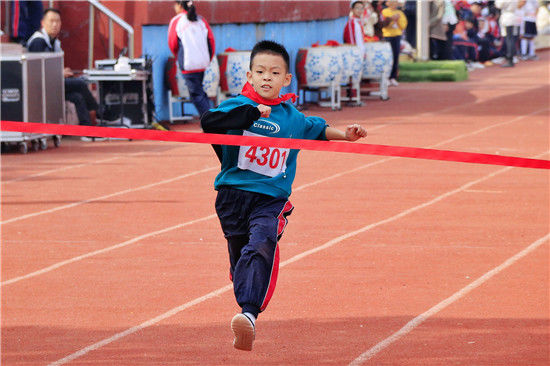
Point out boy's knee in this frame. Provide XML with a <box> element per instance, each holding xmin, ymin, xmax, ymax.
<box><xmin>242</xmin><ymin>237</ymin><xmax>277</xmax><ymax>259</ymax></box>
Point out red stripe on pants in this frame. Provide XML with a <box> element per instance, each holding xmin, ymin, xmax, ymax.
<box><xmin>260</xmin><ymin>245</ymin><xmax>279</xmax><ymax>312</ymax></box>
<box><xmin>260</xmin><ymin>200</ymin><xmax>293</xmax><ymax>311</ymax></box>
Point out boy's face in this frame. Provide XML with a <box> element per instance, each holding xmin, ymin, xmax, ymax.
<box><xmin>247</xmin><ymin>53</ymin><xmax>292</xmax><ymax>100</ymax></box>
<box><xmin>351</xmin><ymin>2</ymin><xmax>364</xmax><ymax>17</ymax></box>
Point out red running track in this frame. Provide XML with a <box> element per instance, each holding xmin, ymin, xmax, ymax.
<box><xmin>1</xmin><ymin>52</ymin><xmax>549</xmax><ymax>365</ymax></box>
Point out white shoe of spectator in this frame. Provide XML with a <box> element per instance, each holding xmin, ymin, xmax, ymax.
<box><xmin>492</xmin><ymin>57</ymin><xmax>505</xmax><ymax>64</ymax></box>
<box><xmin>80</xmin><ymin>136</ymin><xmax>106</xmax><ymax>142</ymax></box>
<box><xmin>472</xmin><ymin>62</ymin><xmax>485</xmax><ymax>69</ymax></box>
<box><xmin>389</xmin><ymin>78</ymin><xmax>399</xmax><ymax>87</ymax></box>
<box><xmin>513</xmin><ymin>56</ymin><xmax>519</xmax><ymax>64</ymax></box>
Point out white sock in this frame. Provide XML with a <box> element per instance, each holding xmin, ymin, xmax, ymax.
<box><xmin>521</xmin><ymin>39</ymin><xmax>528</xmax><ymax>56</ymax></box>
<box><xmin>529</xmin><ymin>40</ymin><xmax>536</xmax><ymax>57</ymax></box>
<box><xmin>243</xmin><ymin>312</ymin><xmax>256</xmax><ymax>327</ymax></box>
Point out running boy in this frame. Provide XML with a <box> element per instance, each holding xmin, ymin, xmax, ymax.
<box><xmin>200</xmin><ymin>40</ymin><xmax>367</xmax><ymax>351</ymax></box>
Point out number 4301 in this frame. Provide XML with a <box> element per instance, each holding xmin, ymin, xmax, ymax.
<box><xmin>244</xmin><ymin>146</ymin><xmax>288</xmax><ymax>169</ymax></box>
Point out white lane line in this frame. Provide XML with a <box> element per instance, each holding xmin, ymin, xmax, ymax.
<box><xmin>348</xmin><ymin>233</ymin><xmax>550</xmax><ymax>366</ymax></box>
<box><xmin>2</xmin><ymin>146</ymin><xmax>172</xmax><ymax>184</ymax></box>
<box><xmin>4</xmin><ymin>111</ymin><xmax>548</xmax><ymax>285</ymax></box>
<box><xmin>3</xmin><ymin>106</ymin><xmax>547</xmax><ymax>226</ymax></box>
<box><xmin>46</xmin><ymin>152</ymin><xmax>548</xmax><ymax>365</ymax></box>
<box><xmin>2</xmin><ymin>159</ymin><xmax>384</xmax><ymax>286</ymax></box>
<box><xmin>3</xmin><ymin>156</ymin><xmax>119</xmax><ymax>184</ymax></box>
<box><xmin>0</xmin><ymin>166</ymin><xmax>217</xmax><ymax>225</ymax></box>
<box><xmin>1</xmin><ymin>158</ymin><xmax>389</xmax><ymax>286</ymax></box>
<box><xmin>296</xmin><ymin>107</ymin><xmax>548</xmax><ymax>193</ymax></box>
<box><xmin>48</xmin><ymin>283</ymin><xmax>234</xmax><ymax>366</ymax></box>
<box><xmin>363</xmin><ymin>90</ymin><xmax>547</xmax><ymax>132</ymax></box>
<box><xmin>429</xmin><ymin>108</ymin><xmax>548</xmax><ymax>149</ymax></box>
<box><xmin>1</xmin><ymin>214</ymin><xmax>217</xmax><ymax>287</ymax></box>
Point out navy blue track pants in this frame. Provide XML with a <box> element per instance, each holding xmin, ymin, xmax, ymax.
<box><xmin>215</xmin><ymin>187</ymin><xmax>293</xmax><ymax>318</ymax></box>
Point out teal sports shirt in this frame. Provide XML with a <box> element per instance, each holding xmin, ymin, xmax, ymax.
<box><xmin>202</xmin><ymin>94</ymin><xmax>328</xmax><ymax>198</ymax></box>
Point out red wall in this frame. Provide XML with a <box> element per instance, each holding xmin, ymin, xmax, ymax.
<box><xmin>51</xmin><ymin>1</ymin><xmax>349</xmax><ymax>70</ymax></box>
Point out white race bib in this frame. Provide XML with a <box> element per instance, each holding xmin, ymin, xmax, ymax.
<box><xmin>238</xmin><ymin>131</ymin><xmax>289</xmax><ymax>177</ymax></box>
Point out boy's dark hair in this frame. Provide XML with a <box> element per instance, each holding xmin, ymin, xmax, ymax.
<box><xmin>42</xmin><ymin>8</ymin><xmax>61</xmax><ymax>19</ymax></box>
<box><xmin>249</xmin><ymin>40</ymin><xmax>290</xmax><ymax>71</ymax></box>
<box><xmin>175</xmin><ymin>0</ymin><xmax>197</xmax><ymax>21</ymax></box>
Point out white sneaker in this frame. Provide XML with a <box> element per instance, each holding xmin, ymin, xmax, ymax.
<box><xmin>472</xmin><ymin>62</ymin><xmax>485</xmax><ymax>69</ymax></box>
<box><xmin>231</xmin><ymin>313</ymin><xmax>255</xmax><ymax>351</ymax></box>
<box><xmin>80</xmin><ymin>136</ymin><xmax>106</xmax><ymax>142</ymax></box>
<box><xmin>389</xmin><ymin>78</ymin><xmax>399</xmax><ymax>87</ymax></box>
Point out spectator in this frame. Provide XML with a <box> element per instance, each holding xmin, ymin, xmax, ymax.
<box><xmin>470</xmin><ymin>1</ymin><xmax>484</xmax><ymax>22</ymax></box>
<box><xmin>476</xmin><ymin>17</ymin><xmax>503</xmax><ymax>63</ymax></box>
<box><xmin>452</xmin><ymin>16</ymin><xmax>481</xmax><ymax>67</ymax></box>
<box><xmin>495</xmin><ymin>0</ymin><xmax>525</xmax><ymax>67</ymax></box>
<box><xmin>9</xmin><ymin>0</ymin><xmax>43</xmax><ymax>45</ymax></box>
<box><xmin>537</xmin><ymin>0</ymin><xmax>550</xmax><ymax>35</ymax></box>
<box><xmin>454</xmin><ymin>0</ymin><xmax>474</xmax><ymax>22</ymax></box>
<box><xmin>519</xmin><ymin>0</ymin><xmax>539</xmax><ymax>60</ymax></box>
<box><xmin>441</xmin><ymin>0</ymin><xmax>458</xmax><ymax>60</ymax></box>
<box><xmin>363</xmin><ymin>0</ymin><xmax>381</xmax><ymax>42</ymax></box>
<box><xmin>344</xmin><ymin>0</ymin><xmax>366</xmax><ymax>54</ymax></box>
<box><xmin>403</xmin><ymin>0</ymin><xmax>417</xmax><ymax>48</ymax></box>
<box><xmin>27</xmin><ymin>8</ymin><xmax>99</xmax><ymax>129</ymax></box>
<box><xmin>168</xmin><ymin>0</ymin><xmax>215</xmax><ymax>118</ymax></box>
<box><xmin>380</xmin><ymin>0</ymin><xmax>407</xmax><ymax>86</ymax></box>
<box><xmin>429</xmin><ymin>0</ymin><xmax>447</xmax><ymax>60</ymax></box>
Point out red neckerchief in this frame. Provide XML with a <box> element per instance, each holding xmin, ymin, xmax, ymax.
<box><xmin>241</xmin><ymin>82</ymin><xmax>297</xmax><ymax>106</ymax></box>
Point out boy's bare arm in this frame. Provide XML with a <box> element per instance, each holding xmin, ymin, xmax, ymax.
<box><xmin>325</xmin><ymin>124</ymin><xmax>367</xmax><ymax>141</ymax></box>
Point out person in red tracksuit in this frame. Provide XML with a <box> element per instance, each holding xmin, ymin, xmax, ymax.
<box><xmin>168</xmin><ymin>1</ymin><xmax>215</xmax><ymax>117</ymax></box>
<box><xmin>343</xmin><ymin>0</ymin><xmax>366</xmax><ymax>55</ymax></box>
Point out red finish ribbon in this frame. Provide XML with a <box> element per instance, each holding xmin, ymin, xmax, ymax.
<box><xmin>1</xmin><ymin>121</ymin><xmax>548</xmax><ymax>170</ymax></box>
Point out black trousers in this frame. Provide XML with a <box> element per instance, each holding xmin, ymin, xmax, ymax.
<box><xmin>504</xmin><ymin>26</ymin><xmax>519</xmax><ymax>63</ymax></box>
<box><xmin>215</xmin><ymin>187</ymin><xmax>293</xmax><ymax>318</ymax></box>
<box><xmin>65</xmin><ymin>77</ymin><xmax>98</xmax><ymax>125</ymax></box>
<box><xmin>386</xmin><ymin>35</ymin><xmax>402</xmax><ymax>80</ymax></box>
<box><xmin>183</xmin><ymin>71</ymin><xmax>210</xmax><ymax>117</ymax></box>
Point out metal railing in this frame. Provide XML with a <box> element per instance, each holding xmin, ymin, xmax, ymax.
<box><xmin>87</xmin><ymin>0</ymin><xmax>134</xmax><ymax>69</ymax></box>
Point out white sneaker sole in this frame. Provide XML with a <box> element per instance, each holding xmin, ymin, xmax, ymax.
<box><xmin>231</xmin><ymin>314</ymin><xmax>255</xmax><ymax>351</ymax></box>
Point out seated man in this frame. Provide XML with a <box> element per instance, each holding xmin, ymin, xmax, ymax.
<box><xmin>27</xmin><ymin>8</ymin><xmax>98</xmax><ymax>127</ymax></box>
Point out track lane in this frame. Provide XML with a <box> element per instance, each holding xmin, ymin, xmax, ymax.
<box><xmin>1</xmin><ymin>52</ymin><xmax>548</xmax><ymax>365</ymax></box>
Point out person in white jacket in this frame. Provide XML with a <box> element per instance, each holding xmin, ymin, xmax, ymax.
<box><xmin>496</xmin><ymin>0</ymin><xmax>526</xmax><ymax>67</ymax></box>
<box><xmin>168</xmin><ymin>1</ymin><xmax>215</xmax><ymax>117</ymax></box>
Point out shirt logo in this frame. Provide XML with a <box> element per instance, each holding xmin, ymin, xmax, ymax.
<box><xmin>253</xmin><ymin>119</ymin><xmax>281</xmax><ymax>134</ymax></box>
